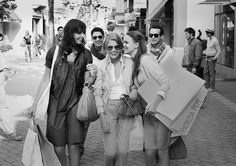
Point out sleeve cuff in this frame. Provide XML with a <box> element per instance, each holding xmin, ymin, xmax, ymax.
<box><xmin>157</xmin><ymin>91</ymin><xmax>167</xmax><ymax>100</ymax></box>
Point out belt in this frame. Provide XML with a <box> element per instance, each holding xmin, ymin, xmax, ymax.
<box><xmin>206</xmin><ymin>56</ymin><xmax>215</xmax><ymax>58</ymax></box>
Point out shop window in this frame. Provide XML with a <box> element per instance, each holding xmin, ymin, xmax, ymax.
<box><xmin>222</xmin><ymin>4</ymin><xmax>235</xmax><ymax>68</ymax></box>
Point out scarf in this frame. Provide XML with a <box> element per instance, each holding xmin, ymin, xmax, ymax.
<box><xmin>150</xmin><ymin>41</ymin><xmax>166</xmax><ymax>60</ymax></box>
<box><xmin>90</xmin><ymin>43</ymin><xmax>106</xmax><ymax>60</ymax></box>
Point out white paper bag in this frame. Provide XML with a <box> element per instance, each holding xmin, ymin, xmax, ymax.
<box><xmin>129</xmin><ymin>115</ymin><xmax>144</xmax><ymax>151</ymax></box>
<box><xmin>22</xmin><ymin>125</ymin><xmax>43</xmax><ymax>166</ymax></box>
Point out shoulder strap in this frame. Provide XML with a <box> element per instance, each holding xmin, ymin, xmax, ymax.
<box><xmin>50</xmin><ymin>46</ymin><xmax>59</xmax><ymax>79</ymax></box>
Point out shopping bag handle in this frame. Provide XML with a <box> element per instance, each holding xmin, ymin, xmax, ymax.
<box><xmin>29</xmin><ymin>118</ymin><xmax>36</xmax><ymax>131</ymax></box>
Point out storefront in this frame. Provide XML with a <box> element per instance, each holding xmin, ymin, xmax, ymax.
<box><xmin>215</xmin><ymin>2</ymin><xmax>236</xmax><ymax>78</ymax></box>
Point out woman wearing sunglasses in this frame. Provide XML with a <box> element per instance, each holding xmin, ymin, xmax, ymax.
<box><xmin>123</xmin><ymin>30</ymin><xmax>171</xmax><ymax>166</ymax></box>
<box><xmin>93</xmin><ymin>32</ymin><xmax>134</xmax><ymax>166</ymax></box>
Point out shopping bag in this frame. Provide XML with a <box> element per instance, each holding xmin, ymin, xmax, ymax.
<box><xmin>154</xmin><ymin>86</ymin><xmax>208</xmax><ymax>136</ymax></box>
<box><xmin>129</xmin><ymin>115</ymin><xmax>144</xmax><ymax>151</ymax></box>
<box><xmin>138</xmin><ymin>54</ymin><xmax>205</xmax><ymax>120</ymax></box>
<box><xmin>22</xmin><ymin>120</ymin><xmax>43</xmax><ymax>166</ymax></box>
<box><xmin>35</xmin><ymin>46</ymin><xmax>58</xmax><ymax>120</ymax></box>
<box><xmin>169</xmin><ymin>136</ymin><xmax>187</xmax><ymax>160</ymax></box>
<box><xmin>76</xmin><ymin>86</ymin><xmax>99</xmax><ymax>122</ymax></box>
<box><xmin>36</xmin><ymin>124</ymin><xmax>61</xmax><ymax>166</ymax></box>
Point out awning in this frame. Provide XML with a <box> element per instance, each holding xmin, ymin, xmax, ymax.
<box><xmin>125</xmin><ymin>11</ymin><xmax>139</xmax><ymax>22</ymax></box>
<box><xmin>198</xmin><ymin>0</ymin><xmax>231</xmax><ymax>4</ymax></box>
<box><xmin>2</xmin><ymin>10</ymin><xmax>22</xmax><ymax>23</ymax></box>
<box><xmin>145</xmin><ymin>0</ymin><xmax>168</xmax><ymax>21</ymax></box>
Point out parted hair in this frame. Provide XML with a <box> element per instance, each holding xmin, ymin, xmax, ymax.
<box><xmin>103</xmin><ymin>32</ymin><xmax>123</xmax><ymax>50</ymax></box>
<box><xmin>126</xmin><ymin>30</ymin><xmax>147</xmax><ymax>81</ymax></box>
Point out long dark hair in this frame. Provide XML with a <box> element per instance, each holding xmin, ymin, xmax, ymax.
<box><xmin>61</xmin><ymin>19</ymin><xmax>86</xmax><ymax>55</ymax></box>
<box><xmin>126</xmin><ymin>31</ymin><xmax>147</xmax><ymax>82</ymax></box>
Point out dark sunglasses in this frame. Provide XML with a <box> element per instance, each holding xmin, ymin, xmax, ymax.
<box><xmin>149</xmin><ymin>33</ymin><xmax>160</xmax><ymax>38</ymax></box>
<box><xmin>93</xmin><ymin>35</ymin><xmax>103</xmax><ymax>40</ymax></box>
<box><xmin>106</xmin><ymin>45</ymin><xmax>121</xmax><ymax>51</ymax></box>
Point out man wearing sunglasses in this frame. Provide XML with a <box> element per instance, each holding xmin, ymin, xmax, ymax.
<box><xmin>90</xmin><ymin>27</ymin><xmax>106</xmax><ymax>64</ymax></box>
<box><xmin>147</xmin><ymin>25</ymin><xmax>173</xmax><ymax>63</ymax></box>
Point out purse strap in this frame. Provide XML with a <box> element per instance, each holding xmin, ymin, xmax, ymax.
<box><xmin>50</xmin><ymin>46</ymin><xmax>59</xmax><ymax>79</ymax></box>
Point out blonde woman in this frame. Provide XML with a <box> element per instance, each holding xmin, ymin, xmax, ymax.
<box><xmin>93</xmin><ymin>32</ymin><xmax>134</xmax><ymax>166</ymax></box>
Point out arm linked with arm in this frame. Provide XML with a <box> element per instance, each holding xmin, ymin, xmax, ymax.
<box><xmin>93</xmin><ymin>68</ymin><xmax>105</xmax><ymax>115</ymax></box>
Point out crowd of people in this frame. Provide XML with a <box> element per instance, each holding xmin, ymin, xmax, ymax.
<box><xmin>0</xmin><ymin>17</ymin><xmax>221</xmax><ymax>166</ymax></box>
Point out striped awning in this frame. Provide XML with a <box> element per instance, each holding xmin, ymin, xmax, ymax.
<box><xmin>198</xmin><ymin>0</ymin><xmax>231</xmax><ymax>4</ymax></box>
<box><xmin>125</xmin><ymin>11</ymin><xmax>139</xmax><ymax>22</ymax></box>
<box><xmin>2</xmin><ymin>10</ymin><xmax>22</xmax><ymax>23</ymax></box>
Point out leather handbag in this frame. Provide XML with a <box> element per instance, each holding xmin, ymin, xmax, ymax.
<box><xmin>120</xmin><ymin>94</ymin><xmax>145</xmax><ymax>117</ymax></box>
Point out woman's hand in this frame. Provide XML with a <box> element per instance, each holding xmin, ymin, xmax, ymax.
<box><xmin>129</xmin><ymin>87</ymin><xmax>138</xmax><ymax>100</ymax></box>
<box><xmin>145</xmin><ymin>95</ymin><xmax>163</xmax><ymax>115</ymax></box>
<box><xmin>26</xmin><ymin>103</ymin><xmax>37</xmax><ymax>119</ymax></box>
<box><xmin>99</xmin><ymin>113</ymin><xmax>110</xmax><ymax>133</ymax></box>
<box><xmin>86</xmin><ymin>64</ymin><xmax>98</xmax><ymax>78</ymax></box>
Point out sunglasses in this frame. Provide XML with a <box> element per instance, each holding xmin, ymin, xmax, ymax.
<box><xmin>149</xmin><ymin>33</ymin><xmax>160</xmax><ymax>38</ymax></box>
<box><xmin>106</xmin><ymin>45</ymin><xmax>121</xmax><ymax>51</ymax></box>
<box><xmin>93</xmin><ymin>35</ymin><xmax>103</xmax><ymax>40</ymax></box>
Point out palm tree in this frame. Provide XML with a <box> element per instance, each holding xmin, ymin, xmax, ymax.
<box><xmin>48</xmin><ymin>0</ymin><xmax>55</xmax><ymax>48</ymax></box>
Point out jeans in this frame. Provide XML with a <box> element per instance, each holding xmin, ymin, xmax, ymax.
<box><xmin>203</xmin><ymin>58</ymin><xmax>216</xmax><ymax>89</ymax></box>
<box><xmin>103</xmin><ymin>99</ymin><xmax>133</xmax><ymax>166</ymax></box>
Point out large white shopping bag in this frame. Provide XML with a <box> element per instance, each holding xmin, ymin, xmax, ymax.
<box><xmin>129</xmin><ymin>115</ymin><xmax>144</xmax><ymax>151</ymax></box>
<box><xmin>138</xmin><ymin>54</ymin><xmax>205</xmax><ymax>120</ymax></box>
<box><xmin>153</xmin><ymin>86</ymin><xmax>208</xmax><ymax>136</ymax></box>
<box><xmin>22</xmin><ymin>120</ymin><xmax>43</xmax><ymax>166</ymax></box>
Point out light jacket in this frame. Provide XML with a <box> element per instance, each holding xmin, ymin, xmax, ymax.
<box><xmin>94</xmin><ymin>54</ymin><xmax>133</xmax><ymax>114</ymax></box>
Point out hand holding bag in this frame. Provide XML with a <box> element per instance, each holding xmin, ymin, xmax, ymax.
<box><xmin>22</xmin><ymin>119</ymin><xmax>43</xmax><ymax>166</ymax></box>
<box><xmin>35</xmin><ymin>46</ymin><xmax>59</xmax><ymax>120</ymax></box>
<box><xmin>76</xmin><ymin>82</ymin><xmax>99</xmax><ymax>122</ymax></box>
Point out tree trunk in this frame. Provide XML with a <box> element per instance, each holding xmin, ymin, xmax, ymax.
<box><xmin>48</xmin><ymin>0</ymin><xmax>55</xmax><ymax>48</ymax></box>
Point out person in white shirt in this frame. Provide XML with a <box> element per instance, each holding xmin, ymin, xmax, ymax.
<box><xmin>203</xmin><ymin>29</ymin><xmax>221</xmax><ymax>91</ymax></box>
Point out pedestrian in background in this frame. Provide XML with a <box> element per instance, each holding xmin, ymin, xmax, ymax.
<box><xmin>204</xmin><ymin>29</ymin><xmax>221</xmax><ymax>92</ymax></box>
<box><xmin>23</xmin><ymin>30</ymin><xmax>32</xmax><ymax>62</ymax></box>
<box><xmin>93</xmin><ymin>32</ymin><xmax>134</xmax><ymax>166</ymax></box>
<box><xmin>28</xmin><ymin>19</ymin><xmax>96</xmax><ymax>166</ymax></box>
<box><xmin>124</xmin><ymin>30</ymin><xmax>171</xmax><ymax>166</ymax></box>
<box><xmin>55</xmin><ymin>26</ymin><xmax>63</xmax><ymax>45</ymax></box>
<box><xmin>183</xmin><ymin>27</ymin><xmax>202</xmax><ymax>77</ymax></box>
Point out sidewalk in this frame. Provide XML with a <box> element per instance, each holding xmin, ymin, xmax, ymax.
<box><xmin>0</xmin><ymin>80</ymin><xmax>236</xmax><ymax>166</ymax></box>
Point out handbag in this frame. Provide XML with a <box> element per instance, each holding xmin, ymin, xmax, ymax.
<box><xmin>22</xmin><ymin>120</ymin><xmax>43</xmax><ymax>166</ymax></box>
<box><xmin>36</xmin><ymin>124</ymin><xmax>61</xmax><ymax>166</ymax></box>
<box><xmin>120</xmin><ymin>94</ymin><xmax>145</xmax><ymax>117</ymax></box>
<box><xmin>121</xmin><ymin>77</ymin><xmax>146</xmax><ymax>117</ymax></box>
<box><xmin>35</xmin><ymin>46</ymin><xmax>59</xmax><ymax>120</ymax></box>
<box><xmin>76</xmin><ymin>84</ymin><xmax>99</xmax><ymax>123</ymax></box>
<box><xmin>169</xmin><ymin>136</ymin><xmax>187</xmax><ymax>160</ymax></box>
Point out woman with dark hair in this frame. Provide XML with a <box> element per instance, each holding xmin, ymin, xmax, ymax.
<box><xmin>123</xmin><ymin>30</ymin><xmax>171</xmax><ymax>166</ymax></box>
<box><xmin>93</xmin><ymin>32</ymin><xmax>134</xmax><ymax>166</ymax></box>
<box><xmin>28</xmin><ymin>19</ymin><xmax>96</xmax><ymax>166</ymax></box>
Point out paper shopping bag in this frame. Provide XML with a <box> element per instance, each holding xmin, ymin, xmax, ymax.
<box><xmin>22</xmin><ymin>121</ymin><xmax>43</xmax><ymax>166</ymax></box>
<box><xmin>36</xmin><ymin>124</ymin><xmax>61</xmax><ymax>166</ymax></box>
<box><xmin>170</xmin><ymin>86</ymin><xmax>208</xmax><ymax>136</ymax></box>
<box><xmin>129</xmin><ymin>115</ymin><xmax>144</xmax><ymax>151</ymax></box>
<box><xmin>154</xmin><ymin>86</ymin><xmax>208</xmax><ymax>137</ymax></box>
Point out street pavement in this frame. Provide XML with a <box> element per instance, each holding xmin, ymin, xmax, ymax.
<box><xmin>0</xmin><ymin>53</ymin><xmax>236</xmax><ymax>166</ymax></box>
